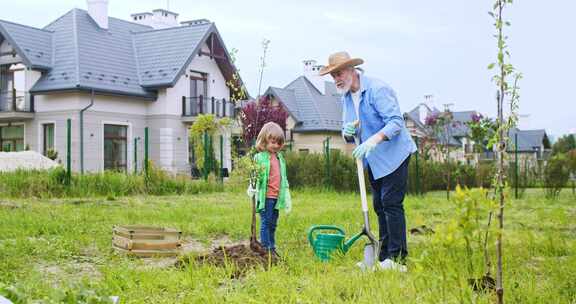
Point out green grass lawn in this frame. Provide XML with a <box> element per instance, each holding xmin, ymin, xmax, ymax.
<box><xmin>0</xmin><ymin>188</ymin><xmax>574</xmax><ymax>303</ymax></box>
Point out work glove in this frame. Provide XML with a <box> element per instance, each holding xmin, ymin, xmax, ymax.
<box><xmin>284</xmin><ymin>188</ymin><xmax>292</xmax><ymax>214</ymax></box>
<box><xmin>352</xmin><ymin>134</ymin><xmax>382</xmax><ymax>159</ymax></box>
<box><xmin>246</xmin><ymin>184</ymin><xmax>258</xmax><ymax>199</ymax></box>
<box><xmin>342</xmin><ymin>122</ymin><xmax>357</xmax><ymax>137</ymax></box>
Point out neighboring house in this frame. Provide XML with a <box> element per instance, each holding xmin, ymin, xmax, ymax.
<box><xmin>403</xmin><ymin>101</ymin><xmax>436</xmax><ymax>140</ymax></box>
<box><xmin>404</xmin><ymin>102</ymin><xmax>551</xmax><ymax>166</ymax></box>
<box><xmin>0</xmin><ymin>0</ymin><xmax>245</xmax><ymax>175</ymax></box>
<box><xmin>404</xmin><ymin>101</ymin><xmax>480</xmax><ymax>163</ymax></box>
<box><xmin>263</xmin><ymin>60</ymin><xmax>352</xmax><ymax>154</ymax></box>
<box><xmin>507</xmin><ymin>128</ymin><xmax>551</xmax><ymax>167</ymax></box>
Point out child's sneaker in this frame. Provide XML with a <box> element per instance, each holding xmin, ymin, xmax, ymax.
<box><xmin>376</xmin><ymin>259</ymin><xmax>407</xmax><ymax>272</ymax></box>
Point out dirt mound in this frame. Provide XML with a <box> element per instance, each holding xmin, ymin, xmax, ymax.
<box><xmin>410</xmin><ymin>225</ymin><xmax>435</xmax><ymax>235</ymax></box>
<box><xmin>176</xmin><ymin>243</ymin><xmax>277</xmax><ymax>278</ymax></box>
<box><xmin>468</xmin><ymin>275</ymin><xmax>496</xmax><ymax>292</ymax></box>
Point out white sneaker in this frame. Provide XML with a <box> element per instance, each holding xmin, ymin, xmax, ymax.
<box><xmin>376</xmin><ymin>259</ymin><xmax>407</xmax><ymax>272</ymax></box>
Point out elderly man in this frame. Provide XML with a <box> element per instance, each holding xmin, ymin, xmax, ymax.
<box><xmin>320</xmin><ymin>52</ymin><xmax>416</xmax><ymax>271</ymax></box>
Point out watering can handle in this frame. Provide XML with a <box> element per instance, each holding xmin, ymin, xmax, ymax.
<box><xmin>307</xmin><ymin>225</ymin><xmax>346</xmax><ymax>246</ymax></box>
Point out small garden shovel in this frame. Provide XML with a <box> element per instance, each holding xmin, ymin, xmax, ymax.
<box><xmin>249</xmin><ymin>183</ymin><xmax>265</xmax><ymax>253</ymax></box>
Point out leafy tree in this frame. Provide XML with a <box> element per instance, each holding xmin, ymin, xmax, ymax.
<box><xmin>488</xmin><ymin>1</ymin><xmax>522</xmax><ymax>302</ymax></box>
<box><xmin>552</xmin><ymin>134</ymin><xmax>576</xmax><ymax>155</ymax></box>
<box><xmin>425</xmin><ymin>110</ymin><xmax>458</xmax><ymax>199</ymax></box>
<box><xmin>466</xmin><ymin>113</ymin><xmax>497</xmax><ymax>153</ymax></box>
<box><xmin>239</xmin><ymin>96</ymin><xmax>289</xmax><ymax>145</ymax></box>
<box><xmin>189</xmin><ymin>114</ymin><xmax>231</xmax><ymax>178</ymax></box>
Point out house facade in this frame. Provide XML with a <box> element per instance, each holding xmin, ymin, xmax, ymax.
<box><xmin>0</xmin><ymin>1</ymin><xmax>244</xmax><ymax>175</ymax></box>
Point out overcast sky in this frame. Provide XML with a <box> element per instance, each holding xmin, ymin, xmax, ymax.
<box><xmin>2</xmin><ymin>0</ymin><xmax>574</xmax><ymax>137</ymax></box>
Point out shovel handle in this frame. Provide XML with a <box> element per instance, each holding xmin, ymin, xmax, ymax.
<box><xmin>356</xmin><ymin>158</ymin><xmax>369</xmax><ymax>213</ymax></box>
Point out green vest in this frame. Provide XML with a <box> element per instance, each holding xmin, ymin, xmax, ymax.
<box><xmin>254</xmin><ymin>151</ymin><xmax>289</xmax><ymax>211</ymax></box>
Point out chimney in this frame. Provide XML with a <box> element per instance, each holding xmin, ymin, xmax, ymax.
<box><xmin>87</xmin><ymin>0</ymin><xmax>109</xmax><ymax>29</ymax></box>
<box><xmin>180</xmin><ymin>19</ymin><xmax>211</xmax><ymax>26</ymax></box>
<box><xmin>302</xmin><ymin>60</ymin><xmax>330</xmax><ymax>95</ymax></box>
<box><xmin>132</xmin><ymin>9</ymin><xmax>179</xmax><ymax>29</ymax></box>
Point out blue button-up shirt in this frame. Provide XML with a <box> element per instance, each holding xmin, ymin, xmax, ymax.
<box><xmin>342</xmin><ymin>74</ymin><xmax>416</xmax><ymax>179</ymax></box>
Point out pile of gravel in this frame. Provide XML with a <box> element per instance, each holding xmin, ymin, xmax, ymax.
<box><xmin>0</xmin><ymin>151</ymin><xmax>60</xmax><ymax>172</ymax></box>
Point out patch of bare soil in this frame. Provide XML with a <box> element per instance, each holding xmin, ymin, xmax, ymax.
<box><xmin>176</xmin><ymin>243</ymin><xmax>277</xmax><ymax>278</ymax></box>
<box><xmin>468</xmin><ymin>274</ymin><xmax>496</xmax><ymax>292</ymax></box>
<box><xmin>410</xmin><ymin>225</ymin><xmax>435</xmax><ymax>235</ymax></box>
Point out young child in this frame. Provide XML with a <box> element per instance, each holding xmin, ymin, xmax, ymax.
<box><xmin>249</xmin><ymin>122</ymin><xmax>291</xmax><ymax>257</ymax></box>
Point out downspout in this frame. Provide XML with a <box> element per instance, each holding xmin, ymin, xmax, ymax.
<box><xmin>80</xmin><ymin>90</ymin><xmax>95</xmax><ymax>174</ymax></box>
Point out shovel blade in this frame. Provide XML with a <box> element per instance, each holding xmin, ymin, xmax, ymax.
<box><xmin>363</xmin><ymin>244</ymin><xmax>376</xmax><ymax>268</ymax></box>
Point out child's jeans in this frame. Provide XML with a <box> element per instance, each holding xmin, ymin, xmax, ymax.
<box><xmin>259</xmin><ymin>198</ymin><xmax>279</xmax><ymax>251</ymax></box>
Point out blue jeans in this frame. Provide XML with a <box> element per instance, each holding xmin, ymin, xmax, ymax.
<box><xmin>259</xmin><ymin>198</ymin><xmax>279</xmax><ymax>251</ymax></box>
<box><xmin>367</xmin><ymin>155</ymin><xmax>410</xmax><ymax>262</ymax></box>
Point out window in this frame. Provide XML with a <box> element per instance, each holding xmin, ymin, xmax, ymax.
<box><xmin>0</xmin><ymin>125</ymin><xmax>24</xmax><ymax>152</ymax></box>
<box><xmin>1</xmin><ymin>64</ymin><xmax>26</xmax><ymax>111</ymax></box>
<box><xmin>189</xmin><ymin>72</ymin><xmax>208</xmax><ymax>114</ymax></box>
<box><xmin>42</xmin><ymin>123</ymin><xmax>54</xmax><ymax>155</ymax></box>
<box><xmin>104</xmin><ymin>124</ymin><xmax>127</xmax><ymax>171</ymax></box>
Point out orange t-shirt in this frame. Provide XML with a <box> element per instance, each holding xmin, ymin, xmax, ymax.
<box><xmin>266</xmin><ymin>153</ymin><xmax>281</xmax><ymax>199</ymax></box>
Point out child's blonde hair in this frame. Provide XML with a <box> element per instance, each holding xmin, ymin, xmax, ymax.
<box><xmin>256</xmin><ymin>122</ymin><xmax>285</xmax><ymax>152</ymax></box>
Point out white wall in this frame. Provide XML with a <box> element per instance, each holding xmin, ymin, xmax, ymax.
<box><xmin>147</xmin><ymin>41</ymin><xmax>232</xmax><ymax>173</ymax></box>
<box><xmin>31</xmin><ymin>92</ymin><xmax>149</xmax><ymax>173</ymax></box>
<box><xmin>148</xmin><ymin>42</ymin><xmax>230</xmax><ymax>117</ymax></box>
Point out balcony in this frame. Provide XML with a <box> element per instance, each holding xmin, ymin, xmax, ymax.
<box><xmin>0</xmin><ymin>90</ymin><xmax>34</xmax><ymax>121</ymax></box>
<box><xmin>181</xmin><ymin>96</ymin><xmax>236</xmax><ymax>122</ymax></box>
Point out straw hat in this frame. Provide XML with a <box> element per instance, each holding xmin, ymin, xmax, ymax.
<box><xmin>319</xmin><ymin>51</ymin><xmax>364</xmax><ymax>76</ymax></box>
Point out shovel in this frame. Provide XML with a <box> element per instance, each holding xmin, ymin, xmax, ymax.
<box><xmin>249</xmin><ymin>185</ymin><xmax>266</xmax><ymax>253</ymax></box>
<box><xmin>345</xmin><ymin>120</ymin><xmax>379</xmax><ymax>269</ymax></box>
<box><xmin>355</xmin><ymin>157</ymin><xmax>379</xmax><ymax>269</ymax></box>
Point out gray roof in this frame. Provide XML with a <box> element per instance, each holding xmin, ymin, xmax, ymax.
<box><xmin>508</xmin><ymin>128</ymin><xmax>548</xmax><ymax>152</ymax></box>
<box><xmin>266</xmin><ymin>76</ymin><xmax>342</xmax><ymax>132</ymax></box>
<box><xmin>405</xmin><ymin>103</ymin><xmax>433</xmax><ymax>131</ymax></box>
<box><xmin>449</xmin><ymin>111</ymin><xmax>478</xmax><ymax>137</ymax></box>
<box><xmin>0</xmin><ymin>19</ymin><xmax>53</xmax><ymax>69</ymax></box>
<box><xmin>133</xmin><ymin>22</ymin><xmax>212</xmax><ymax>87</ymax></box>
<box><xmin>0</xmin><ymin>8</ymin><xmax>241</xmax><ymax>99</ymax></box>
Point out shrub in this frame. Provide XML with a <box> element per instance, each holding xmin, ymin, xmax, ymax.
<box><xmin>543</xmin><ymin>155</ymin><xmax>570</xmax><ymax>199</ymax></box>
<box><xmin>0</xmin><ymin>163</ymin><xmax>222</xmax><ymax>198</ymax></box>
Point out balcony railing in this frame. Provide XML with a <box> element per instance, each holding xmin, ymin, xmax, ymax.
<box><xmin>0</xmin><ymin>90</ymin><xmax>34</xmax><ymax>112</ymax></box>
<box><xmin>182</xmin><ymin>96</ymin><xmax>235</xmax><ymax>118</ymax></box>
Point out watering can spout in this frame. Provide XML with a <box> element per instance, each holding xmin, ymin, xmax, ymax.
<box><xmin>342</xmin><ymin>231</ymin><xmax>364</xmax><ymax>253</ymax></box>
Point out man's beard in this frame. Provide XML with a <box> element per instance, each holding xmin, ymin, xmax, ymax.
<box><xmin>336</xmin><ymin>75</ymin><xmax>353</xmax><ymax>94</ymax></box>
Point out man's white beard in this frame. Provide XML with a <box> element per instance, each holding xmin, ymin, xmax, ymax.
<box><xmin>336</xmin><ymin>78</ymin><xmax>353</xmax><ymax>94</ymax></box>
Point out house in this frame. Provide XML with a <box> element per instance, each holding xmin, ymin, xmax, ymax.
<box><xmin>507</xmin><ymin>128</ymin><xmax>551</xmax><ymax>167</ymax></box>
<box><xmin>263</xmin><ymin>60</ymin><xmax>352</xmax><ymax>154</ymax></box>
<box><xmin>404</xmin><ymin>101</ymin><xmax>551</xmax><ymax>165</ymax></box>
<box><xmin>404</xmin><ymin>100</ymin><xmax>480</xmax><ymax>163</ymax></box>
<box><xmin>0</xmin><ymin>0</ymin><xmax>245</xmax><ymax>175</ymax></box>
<box><xmin>403</xmin><ymin>98</ymin><xmax>436</xmax><ymax>140</ymax></box>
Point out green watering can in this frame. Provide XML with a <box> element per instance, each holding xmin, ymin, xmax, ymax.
<box><xmin>307</xmin><ymin>225</ymin><xmax>364</xmax><ymax>261</ymax></box>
